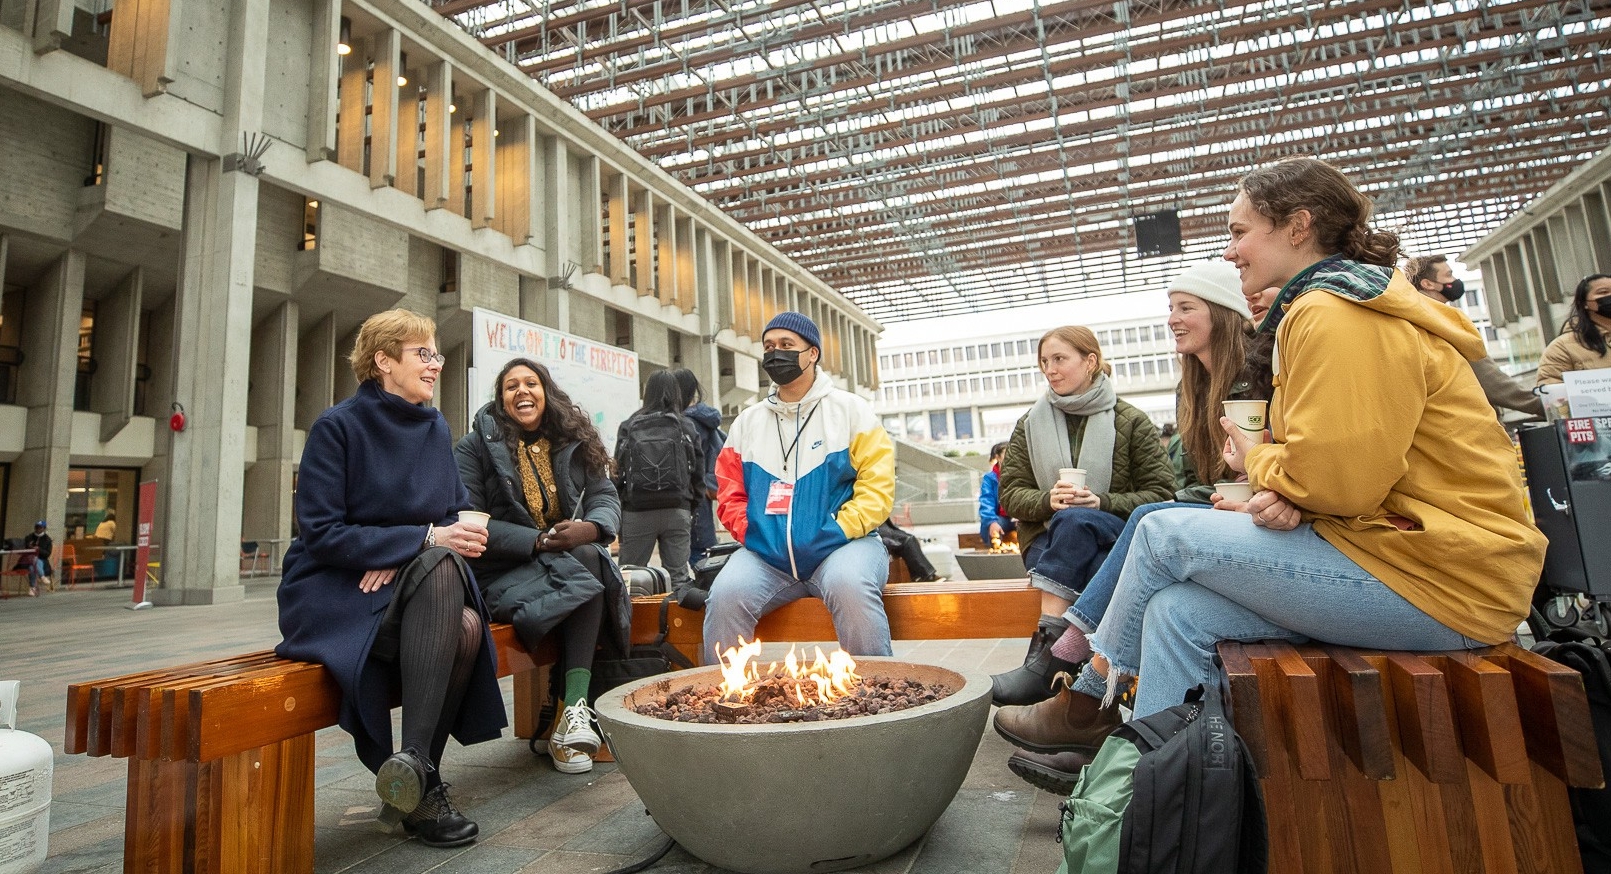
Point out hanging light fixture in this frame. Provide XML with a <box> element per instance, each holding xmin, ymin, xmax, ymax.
<box><xmin>336</xmin><ymin>16</ymin><xmax>352</xmax><ymax>55</ymax></box>
<box><xmin>397</xmin><ymin>51</ymin><xmax>408</xmax><ymax>87</ymax></box>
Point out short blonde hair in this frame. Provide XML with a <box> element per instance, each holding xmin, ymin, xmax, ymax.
<box><xmin>350</xmin><ymin>309</ymin><xmax>436</xmax><ymax>383</ymax></box>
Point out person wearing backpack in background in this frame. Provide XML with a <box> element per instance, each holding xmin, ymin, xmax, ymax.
<box><xmin>614</xmin><ymin>370</ymin><xmax>705</xmax><ymax>589</ymax></box>
<box><xmin>703</xmin><ymin>312</ymin><xmax>897</xmax><ymax>664</ymax></box>
<box><xmin>671</xmin><ymin>368</ymin><xmax>726</xmax><ymax>566</ymax></box>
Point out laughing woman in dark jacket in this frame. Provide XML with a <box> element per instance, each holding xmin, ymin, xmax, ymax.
<box><xmin>454</xmin><ymin>357</ymin><xmax>629</xmax><ymax>776</ymax></box>
<box><xmin>276</xmin><ymin>309</ymin><xmax>504</xmax><ymax>849</ymax></box>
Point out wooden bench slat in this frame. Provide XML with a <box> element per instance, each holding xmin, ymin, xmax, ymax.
<box><xmin>1491</xmin><ymin>644</ymin><xmax>1605</xmax><ymax>789</ymax></box>
<box><xmin>1217</xmin><ymin>644</ymin><xmax>1267</xmax><ymax>773</ymax></box>
<box><xmin>1384</xmin><ymin>652</ymin><xmax>1466</xmax><ymax>784</ymax></box>
<box><xmin>629</xmin><ymin>584</ymin><xmax>1040</xmax><ymax>665</ymax></box>
<box><xmin>130</xmin><ymin>654</ymin><xmax>288</xmax><ymax>761</ymax></box>
<box><xmin>1438</xmin><ymin>651</ymin><xmax>1532</xmax><ymax>785</ymax></box>
<box><xmin>1263</xmin><ymin>641</ymin><xmax>1332</xmax><ymax>781</ymax></box>
<box><xmin>1309</xmin><ymin>644</ymin><xmax>1395</xmax><ymax>780</ymax></box>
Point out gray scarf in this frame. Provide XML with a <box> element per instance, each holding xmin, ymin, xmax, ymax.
<box><xmin>1025</xmin><ymin>373</ymin><xmax>1117</xmax><ymax>496</ymax></box>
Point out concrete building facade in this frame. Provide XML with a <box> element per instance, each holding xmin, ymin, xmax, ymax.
<box><xmin>0</xmin><ymin>0</ymin><xmax>880</xmax><ymax>604</ymax></box>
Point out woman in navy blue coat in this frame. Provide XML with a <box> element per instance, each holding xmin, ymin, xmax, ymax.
<box><xmin>276</xmin><ymin>310</ymin><xmax>505</xmax><ymax>848</ymax></box>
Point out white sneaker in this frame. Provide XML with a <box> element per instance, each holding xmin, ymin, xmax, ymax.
<box><xmin>551</xmin><ymin>699</ymin><xmax>601</xmax><ymax>755</ymax></box>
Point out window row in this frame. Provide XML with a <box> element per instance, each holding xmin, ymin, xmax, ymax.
<box><xmin>876</xmin><ymin>355</ymin><xmax>1181</xmax><ymax>404</ymax></box>
<box><xmin>878</xmin><ymin>323</ymin><xmax>1173</xmax><ymax>373</ymax></box>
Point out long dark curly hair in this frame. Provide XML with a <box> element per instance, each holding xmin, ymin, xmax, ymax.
<box><xmin>1565</xmin><ymin>273</ymin><xmax>1611</xmax><ymax>357</ymax></box>
<box><xmin>486</xmin><ymin>358</ymin><xmax>611</xmax><ymax>477</ymax></box>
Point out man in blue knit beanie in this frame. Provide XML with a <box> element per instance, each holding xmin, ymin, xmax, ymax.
<box><xmin>703</xmin><ymin>312</ymin><xmax>897</xmax><ymax>662</ymax></box>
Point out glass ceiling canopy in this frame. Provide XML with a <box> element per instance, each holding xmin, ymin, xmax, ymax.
<box><xmin>433</xmin><ymin>0</ymin><xmax>1611</xmax><ymax>322</ymax></box>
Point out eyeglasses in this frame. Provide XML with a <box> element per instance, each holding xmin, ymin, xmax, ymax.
<box><xmin>404</xmin><ymin>346</ymin><xmax>445</xmax><ymax>365</ymax></box>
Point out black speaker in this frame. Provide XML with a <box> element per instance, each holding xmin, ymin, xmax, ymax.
<box><xmin>1134</xmin><ymin>210</ymin><xmax>1183</xmax><ymax>257</ymax></box>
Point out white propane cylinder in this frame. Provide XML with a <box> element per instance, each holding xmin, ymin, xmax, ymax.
<box><xmin>0</xmin><ymin>681</ymin><xmax>51</xmax><ymax>874</ymax></box>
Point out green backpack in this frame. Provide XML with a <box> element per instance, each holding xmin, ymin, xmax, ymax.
<box><xmin>1057</xmin><ymin>681</ymin><xmax>1267</xmax><ymax>874</ymax></box>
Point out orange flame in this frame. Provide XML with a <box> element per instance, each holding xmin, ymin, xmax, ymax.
<box><xmin>715</xmin><ymin>638</ymin><xmax>861</xmax><ymax>706</ymax></box>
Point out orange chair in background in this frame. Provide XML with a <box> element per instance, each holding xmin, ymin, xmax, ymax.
<box><xmin>61</xmin><ymin>544</ymin><xmax>94</xmax><ymax>590</ymax></box>
<box><xmin>1</xmin><ymin>547</ymin><xmax>36</xmax><ymax>597</ymax></box>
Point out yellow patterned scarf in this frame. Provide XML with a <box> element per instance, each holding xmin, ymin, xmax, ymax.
<box><xmin>513</xmin><ymin>436</ymin><xmax>562</xmax><ymax>530</ymax></box>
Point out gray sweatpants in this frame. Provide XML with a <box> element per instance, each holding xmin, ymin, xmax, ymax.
<box><xmin>618</xmin><ymin>507</ymin><xmax>693</xmax><ymax>587</ymax></box>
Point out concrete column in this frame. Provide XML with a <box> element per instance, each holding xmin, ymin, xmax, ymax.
<box><xmin>656</xmin><ymin>203</ymin><xmax>676</xmax><ymax>307</ymax></box>
<box><xmin>632</xmin><ymin>188</ymin><xmax>653</xmax><ymax>295</ymax></box>
<box><xmin>422</xmin><ymin>61</ymin><xmax>454</xmax><ymax>211</ymax></box>
<box><xmin>606</xmin><ymin>174</ymin><xmax>628</xmax><ymax>283</ymax></box>
<box><xmin>92</xmin><ymin>267</ymin><xmax>142</xmax><ymax>442</ymax></box>
<box><xmin>305</xmin><ymin>0</ymin><xmax>340</xmax><ymax>161</ymax></box>
<box><xmin>543</xmin><ymin>135</ymin><xmax>572</xmax><ymax>266</ymax></box>
<box><xmin>296</xmin><ymin>313</ymin><xmax>336</xmax><ymax>430</ymax></box>
<box><xmin>470</xmin><ymin>88</ymin><xmax>496</xmax><ymax>229</ymax></box>
<box><xmin>31</xmin><ymin>0</ymin><xmax>72</xmax><ymax>54</ymax></box>
<box><xmin>369</xmin><ymin>29</ymin><xmax>400</xmax><ymax>189</ymax></box>
<box><xmin>578</xmin><ymin>155</ymin><xmax>602</xmax><ymax>272</ymax></box>
<box><xmin>496</xmin><ymin>114</ymin><xmax>536</xmax><ymax>244</ymax></box>
<box><xmin>157</xmin><ymin>154</ymin><xmax>255</xmax><ymax>605</ymax></box>
<box><xmin>520</xmin><ymin>274</ymin><xmax>565</xmax><ymax>330</ymax></box>
<box><xmin>675</xmin><ymin>214</ymin><xmax>695</xmax><ymax>313</ymax></box>
<box><xmin>6</xmin><ymin>250</ymin><xmax>82</xmax><ymax>540</ymax></box>
<box><xmin>395</xmin><ymin>60</ymin><xmax>420</xmax><ymax>198</ymax></box>
<box><xmin>242</xmin><ymin>300</ymin><xmax>297</xmax><ymax>545</ymax></box>
<box><xmin>336</xmin><ymin>37</ymin><xmax>369</xmax><ymax>174</ymax></box>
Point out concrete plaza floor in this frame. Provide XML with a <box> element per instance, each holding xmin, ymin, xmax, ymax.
<box><xmin>2</xmin><ymin>553</ymin><xmax>1062</xmax><ymax>874</ymax></box>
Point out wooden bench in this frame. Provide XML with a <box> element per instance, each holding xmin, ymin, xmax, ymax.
<box><xmin>1219</xmin><ymin>640</ymin><xmax>1603</xmax><ymax>874</ymax></box>
<box><xmin>66</xmin><ymin>580</ymin><xmax>1039</xmax><ymax>874</ymax></box>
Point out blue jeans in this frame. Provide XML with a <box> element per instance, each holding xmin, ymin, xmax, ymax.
<box><xmin>1024</xmin><ymin>507</ymin><xmax>1126</xmax><ymax>602</ymax></box>
<box><xmin>1063</xmin><ymin>501</ymin><xmax>1205</xmax><ymax>633</ymax></box>
<box><xmin>27</xmin><ymin>557</ymin><xmax>45</xmax><ymax>590</ymax></box>
<box><xmin>702</xmin><ymin>535</ymin><xmax>892</xmax><ymax>665</ymax></box>
<box><xmin>1076</xmin><ymin>509</ymin><xmax>1482</xmax><ymax>718</ymax></box>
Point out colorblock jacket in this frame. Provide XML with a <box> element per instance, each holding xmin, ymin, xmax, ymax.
<box><xmin>715</xmin><ymin>369</ymin><xmax>895</xmax><ymax>579</ymax></box>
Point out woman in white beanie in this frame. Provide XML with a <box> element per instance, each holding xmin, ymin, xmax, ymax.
<box><xmin>994</xmin><ymin>261</ymin><xmax>1276</xmax><ymax>792</ymax></box>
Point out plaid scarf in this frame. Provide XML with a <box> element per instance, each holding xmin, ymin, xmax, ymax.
<box><xmin>1257</xmin><ymin>255</ymin><xmax>1393</xmax><ymax>335</ymax></box>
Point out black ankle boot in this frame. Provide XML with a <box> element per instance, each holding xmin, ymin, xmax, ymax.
<box><xmin>375</xmin><ymin>747</ymin><xmax>433</xmax><ymax>816</ymax></box>
<box><xmin>990</xmin><ymin>616</ymin><xmax>1075</xmax><ymax>706</ymax></box>
<box><xmin>402</xmin><ymin>782</ymin><xmax>478</xmax><ymax>848</ymax></box>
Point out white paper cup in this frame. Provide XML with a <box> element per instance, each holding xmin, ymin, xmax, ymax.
<box><xmin>457</xmin><ymin>510</ymin><xmax>491</xmax><ymax>528</ymax></box>
<box><xmin>1058</xmin><ymin>467</ymin><xmax>1088</xmax><ymax>489</ymax></box>
<box><xmin>1223</xmin><ymin>400</ymin><xmax>1268</xmax><ymax>441</ymax></box>
<box><xmin>1214</xmin><ymin>482</ymin><xmax>1253</xmax><ymax>503</ymax></box>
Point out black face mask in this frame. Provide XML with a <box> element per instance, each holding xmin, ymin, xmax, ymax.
<box><xmin>1595</xmin><ymin>298</ymin><xmax>1611</xmax><ymax>318</ymax></box>
<box><xmin>1440</xmin><ymin>279</ymin><xmax>1466</xmax><ymax>303</ymax></box>
<box><xmin>762</xmin><ymin>349</ymin><xmax>809</xmax><ymax>385</ymax></box>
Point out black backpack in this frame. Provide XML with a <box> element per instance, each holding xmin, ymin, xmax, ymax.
<box><xmin>1530</xmin><ymin>629</ymin><xmax>1611</xmax><ymax>871</ymax></box>
<box><xmin>616</xmin><ymin>412</ymin><xmax>697</xmax><ymax>510</ymax></box>
<box><xmin>1058</xmin><ymin>679</ymin><xmax>1267</xmax><ymax>874</ymax></box>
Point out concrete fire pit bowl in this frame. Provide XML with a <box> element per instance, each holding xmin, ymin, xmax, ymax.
<box><xmin>593</xmin><ymin>659</ymin><xmax>991</xmax><ymax>874</ymax></box>
<box><xmin>953</xmin><ymin>550</ymin><xmax>1026</xmax><ymax>581</ymax></box>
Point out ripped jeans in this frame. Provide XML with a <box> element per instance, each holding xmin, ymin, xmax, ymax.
<box><xmin>1074</xmin><ymin>508</ymin><xmax>1481</xmax><ymax>718</ymax></box>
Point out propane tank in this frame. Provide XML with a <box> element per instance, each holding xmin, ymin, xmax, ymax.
<box><xmin>0</xmin><ymin>681</ymin><xmax>50</xmax><ymax>874</ymax></box>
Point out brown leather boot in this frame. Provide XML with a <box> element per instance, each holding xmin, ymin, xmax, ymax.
<box><xmin>1007</xmin><ymin>747</ymin><xmax>1093</xmax><ymax>796</ymax></box>
<box><xmin>993</xmin><ymin>685</ymin><xmax>1122</xmax><ymax>755</ymax></box>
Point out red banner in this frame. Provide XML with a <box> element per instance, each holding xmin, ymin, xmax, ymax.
<box><xmin>132</xmin><ymin>480</ymin><xmax>157</xmax><ymax>607</ymax></box>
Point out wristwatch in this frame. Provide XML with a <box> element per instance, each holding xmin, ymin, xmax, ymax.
<box><xmin>424</xmin><ymin>525</ymin><xmax>437</xmax><ymax>549</ymax></box>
